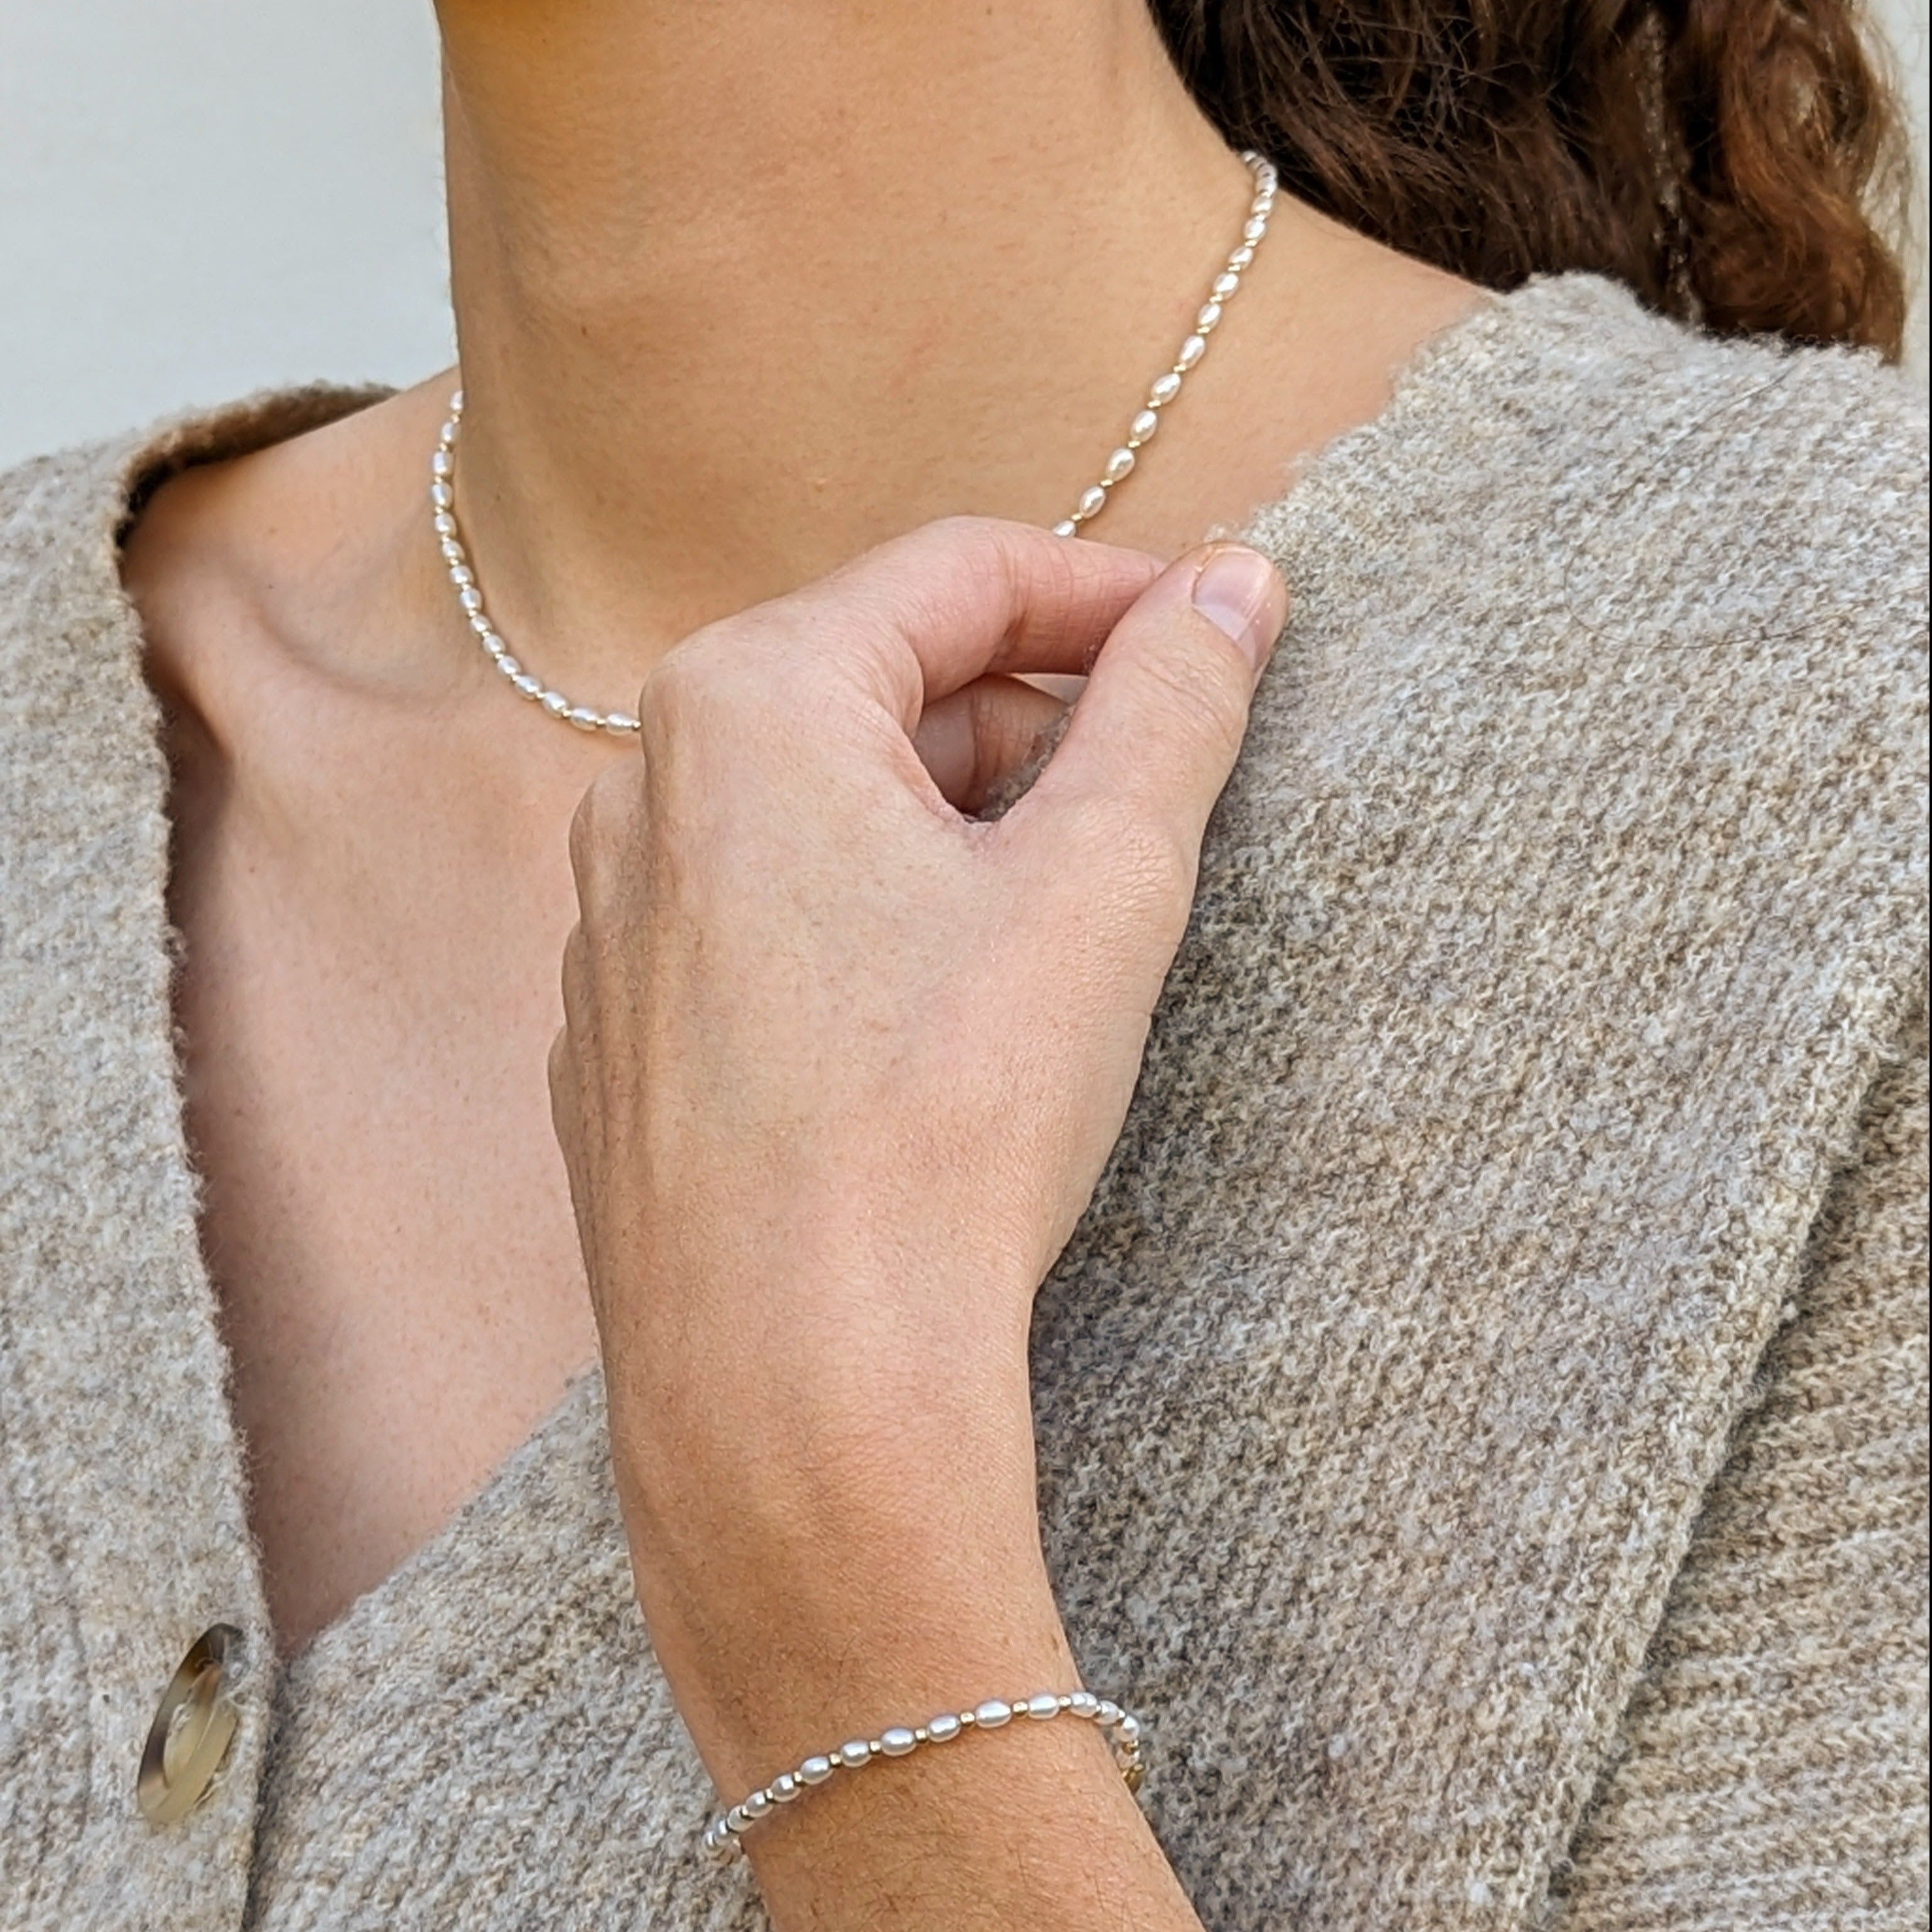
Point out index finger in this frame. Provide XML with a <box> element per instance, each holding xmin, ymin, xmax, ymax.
<box><xmin>787</xmin><ymin>516</ymin><xmax>1163</xmax><ymax>730</ymax></box>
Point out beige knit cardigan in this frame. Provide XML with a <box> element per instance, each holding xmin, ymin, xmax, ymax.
<box><xmin>0</xmin><ymin>276</ymin><xmax>1926</xmax><ymax>1931</ymax></box>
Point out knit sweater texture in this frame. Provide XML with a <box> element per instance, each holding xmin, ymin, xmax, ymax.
<box><xmin>0</xmin><ymin>274</ymin><xmax>1926</xmax><ymax>1931</ymax></box>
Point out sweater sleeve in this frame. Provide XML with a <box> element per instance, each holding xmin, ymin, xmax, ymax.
<box><xmin>1542</xmin><ymin>995</ymin><xmax>1931</xmax><ymax>1932</ymax></box>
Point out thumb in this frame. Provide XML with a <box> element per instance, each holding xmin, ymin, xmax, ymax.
<box><xmin>1014</xmin><ymin>543</ymin><xmax>1286</xmax><ymax>862</ymax></box>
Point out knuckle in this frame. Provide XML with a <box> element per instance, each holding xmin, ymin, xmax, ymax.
<box><xmin>635</xmin><ymin>640</ymin><xmax>718</xmax><ymax>747</ymax></box>
<box><xmin>640</xmin><ymin>624</ymin><xmax>808</xmax><ymax>754</ymax></box>
<box><xmin>565</xmin><ymin>788</ymin><xmax>602</xmax><ymax>887</ymax></box>
<box><xmin>952</xmin><ymin>516</ymin><xmax>1057</xmax><ymax>604</ymax></box>
<box><xmin>908</xmin><ymin>511</ymin><xmax>1012</xmax><ymax>563</ymax></box>
<box><xmin>546</xmin><ymin>1027</ymin><xmax>580</xmax><ymax>1143</ymax></box>
<box><xmin>879</xmin><ymin>513</ymin><xmax>1034</xmax><ymax>605</ymax></box>
<box><xmin>559</xmin><ymin>918</ymin><xmax>589</xmax><ymax>992</ymax></box>
<box><xmin>567</xmin><ymin>765</ymin><xmax>639</xmax><ymax>898</ymax></box>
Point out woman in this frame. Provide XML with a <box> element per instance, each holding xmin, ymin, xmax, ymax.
<box><xmin>0</xmin><ymin>1</ymin><xmax>1923</xmax><ymax>1928</ymax></box>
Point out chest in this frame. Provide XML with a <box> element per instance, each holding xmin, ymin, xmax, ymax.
<box><xmin>166</xmin><ymin>733</ymin><xmax>604</xmax><ymax>1654</ymax></box>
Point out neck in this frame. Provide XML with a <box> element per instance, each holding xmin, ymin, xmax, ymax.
<box><xmin>430</xmin><ymin>0</ymin><xmax>1263</xmax><ymax>701</ymax></box>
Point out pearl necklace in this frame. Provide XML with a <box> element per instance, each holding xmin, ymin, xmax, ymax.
<box><xmin>431</xmin><ymin>151</ymin><xmax>1279</xmax><ymax>736</ymax></box>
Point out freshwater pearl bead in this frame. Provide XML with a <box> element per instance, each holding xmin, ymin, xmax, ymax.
<box><xmin>1077</xmin><ymin>484</ymin><xmax>1107</xmax><ymax>519</ymax></box>
<box><xmin>1043</xmin><ymin>148</ymin><xmax>1273</xmax><ymax>537</ymax></box>
<box><xmin>1129</xmin><ymin>408</ymin><xmax>1159</xmax><ymax>443</ymax></box>
<box><xmin>1103</xmin><ymin>447</ymin><xmax>1136</xmax><ymax>484</ymax></box>
<box><xmin>702</xmin><ymin>1690</ymin><xmax>1148</xmax><ymax>1864</ymax></box>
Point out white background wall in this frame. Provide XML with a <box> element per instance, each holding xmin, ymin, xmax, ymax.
<box><xmin>0</xmin><ymin>1</ymin><xmax>450</xmax><ymax>467</ymax></box>
<box><xmin>1</xmin><ymin>0</ymin><xmax>1926</xmax><ymax>470</ymax></box>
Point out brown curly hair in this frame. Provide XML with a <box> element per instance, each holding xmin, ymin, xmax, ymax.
<box><xmin>1152</xmin><ymin>0</ymin><xmax>1914</xmax><ymax>357</ymax></box>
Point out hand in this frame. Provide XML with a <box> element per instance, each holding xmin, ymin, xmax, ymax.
<box><xmin>550</xmin><ymin>516</ymin><xmax>1284</xmax><ymax>1928</ymax></box>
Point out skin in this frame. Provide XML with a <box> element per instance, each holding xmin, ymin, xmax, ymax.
<box><xmin>122</xmin><ymin>3</ymin><xmax>1480</xmax><ymax>1924</ymax></box>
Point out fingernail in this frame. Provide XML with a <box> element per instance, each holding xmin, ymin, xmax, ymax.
<box><xmin>1190</xmin><ymin>546</ymin><xmax>1286</xmax><ymax>670</ymax></box>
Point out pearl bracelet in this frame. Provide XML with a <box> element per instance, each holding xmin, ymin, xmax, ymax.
<box><xmin>701</xmin><ymin>1690</ymin><xmax>1146</xmax><ymax>1862</ymax></box>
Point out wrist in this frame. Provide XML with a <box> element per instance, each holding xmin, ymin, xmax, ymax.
<box><xmin>636</xmin><ymin>1502</ymin><xmax>1074</xmax><ymax>1797</ymax></box>
<box><xmin>733</xmin><ymin>1685</ymin><xmax>1191</xmax><ymax>1932</ymax></box>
